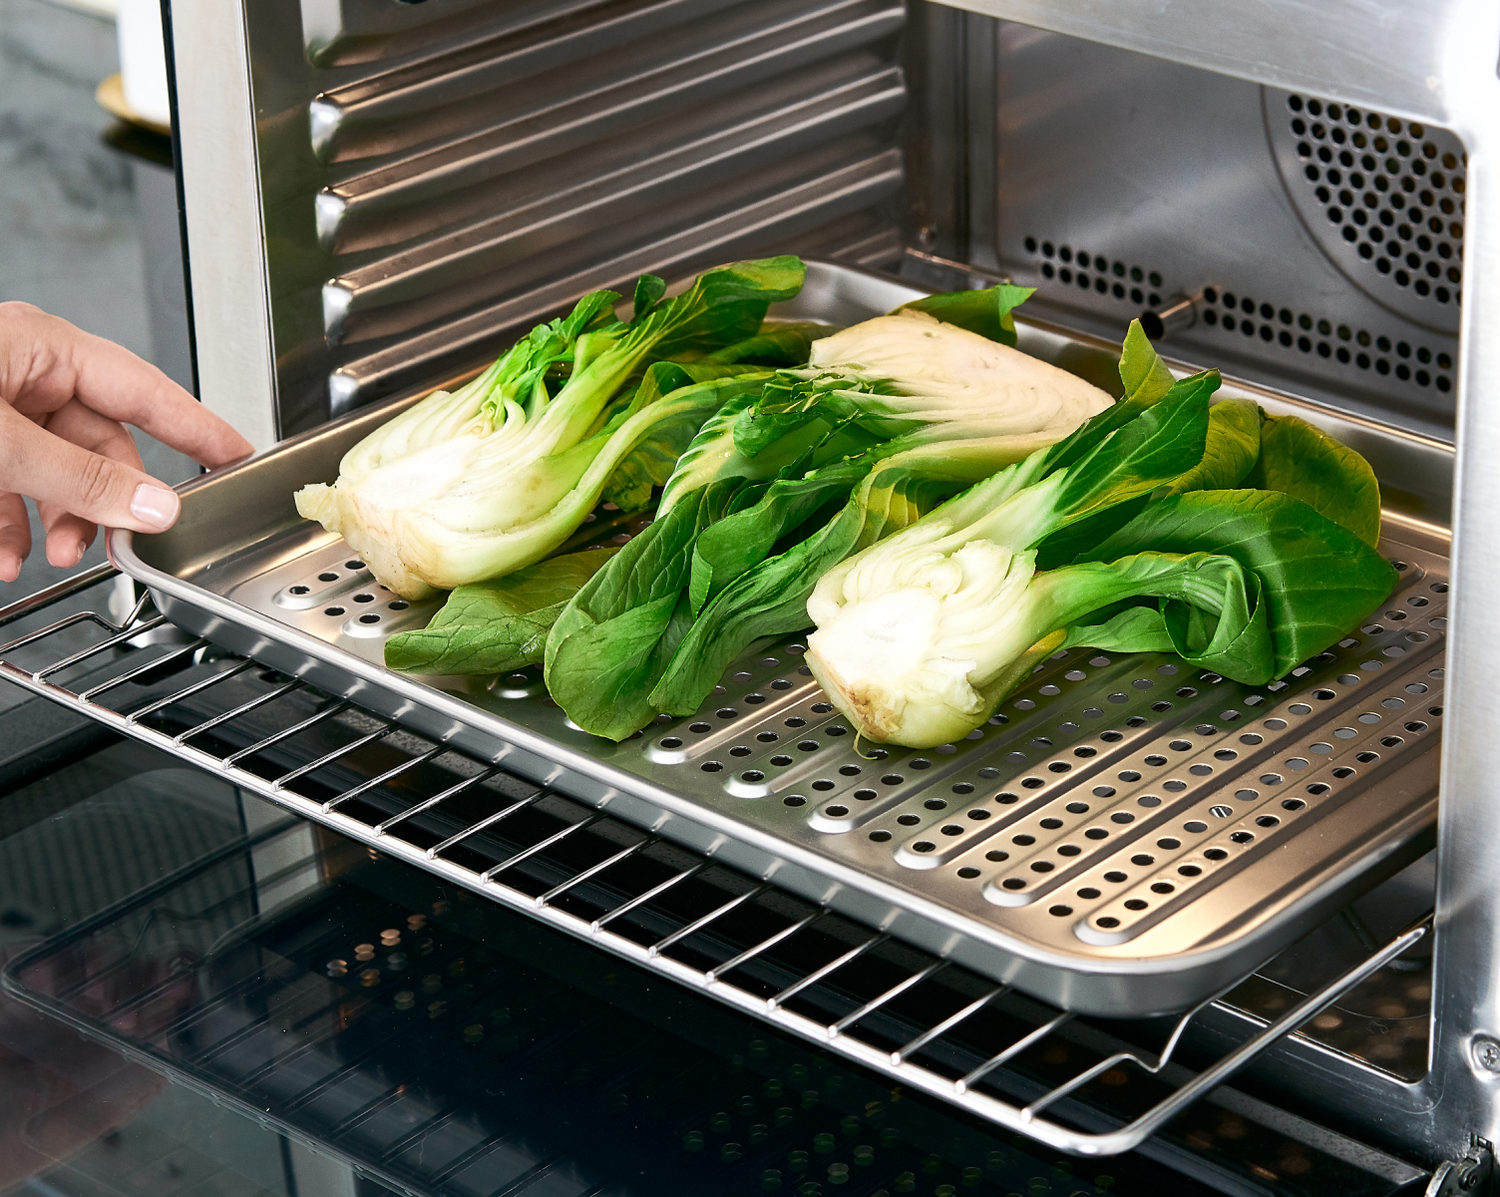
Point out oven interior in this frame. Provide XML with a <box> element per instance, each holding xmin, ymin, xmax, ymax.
<box><xmin>0</xmin><ymin>0</ymin><xmax>1479</xmax><ymax>1185</ymax></box>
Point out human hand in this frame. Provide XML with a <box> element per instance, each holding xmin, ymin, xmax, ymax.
<box><xmin>0</xmin><ymin>301</ymin><xmax>254</xmax><ymax>581</ymax></box>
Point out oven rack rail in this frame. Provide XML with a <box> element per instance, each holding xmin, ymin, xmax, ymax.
<box><xmin>0</xmin><ymin>564</ymin><xmax>1429</xmax><ymax>1158</ymax></box>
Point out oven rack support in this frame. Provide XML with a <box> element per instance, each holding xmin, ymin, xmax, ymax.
<box><xmin>0</xmin><ymin>564</ymin><xmax>1431</xmax><ymax>1159</ymax></box>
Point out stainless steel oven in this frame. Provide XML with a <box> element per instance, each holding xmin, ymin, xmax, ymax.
<box><xmin>3</xmin><ymin>0</ymin><xmax>1496</xmax><ymax>1192</ymax></box>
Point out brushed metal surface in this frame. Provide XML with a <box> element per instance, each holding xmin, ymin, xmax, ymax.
<box><xmin>166</xmin><ymin>0</ymin><xmax>278</xmax><ymax>451</ymax></box>
<box><xmin>169</xmin><ymin>0</ymin><xmax>908</xmax><ymax>440</ymax></box>
<box><xmin>922</xmin><ymin>0</ymin><xmax>1468</xmax><ymax>128</ymax></box>
<box><xmin>966</xmin><ymin>22</ymin><xmax>1465</xmax><ymax>448</ymax></box>
<box><xmin>110</xmin><ymin>261</ymin><xmax>1445</xmax><ymax>1018</ymax></box>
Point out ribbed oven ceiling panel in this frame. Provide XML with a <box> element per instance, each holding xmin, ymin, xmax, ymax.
<box><xmin>289</xmin><ymin>0</ymin><xmax>907</xmax><ymax>424</ymax></box>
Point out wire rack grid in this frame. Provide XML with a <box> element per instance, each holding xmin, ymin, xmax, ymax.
<box><xmin>0</xmin><ymin>564</ymin><xmax>1430</xmax><ymax>1157</ymax></box>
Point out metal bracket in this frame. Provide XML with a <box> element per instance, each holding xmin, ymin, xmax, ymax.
<box><xmin>1426</xmin><ymin>1135</ymin><xmax>1494</xmax><ymax>1197</ymax></box>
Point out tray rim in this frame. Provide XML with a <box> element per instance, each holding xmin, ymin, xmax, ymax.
<box><xmin>108</xmin><ymin>259</ymin><xmax>1450</xmax><ymax>1015</ymax></box>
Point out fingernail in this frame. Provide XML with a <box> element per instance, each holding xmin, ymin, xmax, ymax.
<box><xmin>75</xmin><ymin>539</ymin><xmax>88</xmax><ymax>565</ymax></box>
<box><xmin>130</xmin><ymin>484</ymin><xmax>179</xmax><ymax>531</ymax></box>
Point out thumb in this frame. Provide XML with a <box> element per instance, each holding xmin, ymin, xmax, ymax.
<box><xmin>0</xmin><ymin>404</ymin><xmax>180</xmax><ymax>533</ymax></box>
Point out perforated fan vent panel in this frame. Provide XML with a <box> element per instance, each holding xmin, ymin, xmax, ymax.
<box><xmin>1266</xmin><ymin>90</ymin><xmax>1465</xmax><ymax>336</ymax></box>
<box><xmin>1021</xmin><ymin>237</ymin><xmax>1455</xmax><ymax>397</ymax></box>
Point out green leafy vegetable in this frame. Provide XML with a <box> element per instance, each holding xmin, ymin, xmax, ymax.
<box><xmin>1072</xmin><ymin>489</ymin><xmax>1395</xmax><ymax>676</ymax></box>
<box><xmin>1244</xmin><ymin>412</ymin><xmax>1383</xmax><ymax>546</ymax></box>
<box><xmin>294</xmin><ymin>257</ymin><xmax>806</xmax><ymax>598</ymax></box>
<box><xmin>544</xmin><ymin>481</ymin><xmax>749</xmax><ymax>739</ymax></box>
<box><xmin>1162</xmin><ymin>399</ymin><xmax>1261</xmax><ymax>496</ymax></box>
<box><xmin>546</xmin><ymin>286</ymin><xmax>1121</xmax><ymax>738</ymax></box>
<box><xmin>894</xmin><ymin>283</ymin><xmax>1035</xmax><ymax>346</ymax></box>
<box><xmin>384</xmin><ymin>547</ymin><xmax>618</xmax><ymax>675</ymax></box>
<box><xmin>803</xmin><ymin>332</ymin><xmax>1396</xmax><ymax>748</ymax></box>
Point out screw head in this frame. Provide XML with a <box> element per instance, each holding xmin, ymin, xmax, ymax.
<box><xmin>1471</xmin><ymin>1035</ymin><xmax>1500</xmax><ymax>1073</ymax></box>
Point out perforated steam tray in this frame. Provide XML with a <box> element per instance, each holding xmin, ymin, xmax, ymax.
<box><xmin>111</xmin><ymin>261</ymin><xmax>1448</xmax><ymax>1017</ymax></box>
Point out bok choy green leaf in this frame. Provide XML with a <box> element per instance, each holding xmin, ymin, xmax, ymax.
<box><xmin>384</xmin><ymin>547</ymin><xmax>618</xmax><ymax>676</ymax></box>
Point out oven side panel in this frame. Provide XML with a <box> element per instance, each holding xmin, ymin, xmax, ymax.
<box><xmin>172</xmin><ymin>0</ymin><xmax>913</xmax><ymax>445</ymax></box>
<box><xmin>977</xmin><ymin>20</ymin><xmax>1461</xmax><ymax>448</ymax></box>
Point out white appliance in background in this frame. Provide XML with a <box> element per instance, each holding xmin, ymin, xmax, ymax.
<box><xmin>116</xmin><ymin>0</ymin><xmax>170</xmax><ymax>129</ymax></box>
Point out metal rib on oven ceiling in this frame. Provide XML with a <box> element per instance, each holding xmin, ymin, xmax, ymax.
<box><xmin>309</xmin><ymin>0</ymin><xmax>907</xmax><ymax>418</ymax></box>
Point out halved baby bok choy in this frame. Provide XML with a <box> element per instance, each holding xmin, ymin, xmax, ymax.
<box><xmin>805</xmin><ymin>326</ymin><xmax>1396</xmax><ymax>747</ymax></box>
<box><xmin>544</xmin><ymin>285</ymin><xmax>1118</xmax><ymax>740</ymax></box>
<box><xmin>295</xmin><ymin>257</ymin><xmax>807</xmax><ymax>599</ymax></box>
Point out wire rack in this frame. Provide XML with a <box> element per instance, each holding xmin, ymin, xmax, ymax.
<box><xmin>0</xmin><ymin>564</ymin><xmax>1430</xmax><ymax>1157</ymax></box>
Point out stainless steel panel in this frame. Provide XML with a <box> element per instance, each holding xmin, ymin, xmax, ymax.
<box><xmin>109</xmin><ymin>261</ymin><xmax>1444</xmax><ymax>1019</ymax></box>
<box><xmin>972</xmin><ymin>25</ymin><xmax>1463</xmax><ymax>450</ymax></box>
<box><xmin>167</xmin><ymin>0</ymin><xmax>278</xmax><ymax>450</ymax></box>
<box><xmin>921</xmin><ymin>0</ymin><xmax>1472</xmax><ymax>129</ymax></box>
<box><xmin>326</xmin><ymin>156</ymin><xmax>906</xmax><ymax>413</ymax></box>
<box><xmin>169</xmin><ymin>0</ymin><xmax>909</xmax><ymax>441</ymax></box>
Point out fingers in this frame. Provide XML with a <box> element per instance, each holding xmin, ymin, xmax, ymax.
<box><xmin>0</xmin><ymin>302</ymin><xmax>253</xmax><ymax>468</ymax></box>
<box><xmin>35</xmin><ymin>400</ymin><xmax>147</xmax><ymax>567</ymax></box>
<box><xmin>0</xmin><ymin>403</ymin><xmax>180</xmax><ymax>538</ymax></box>
<box><xmin>0</xmin><ymin>492</ymin><xmax>30</xmax><ymax>582</ymax></box>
